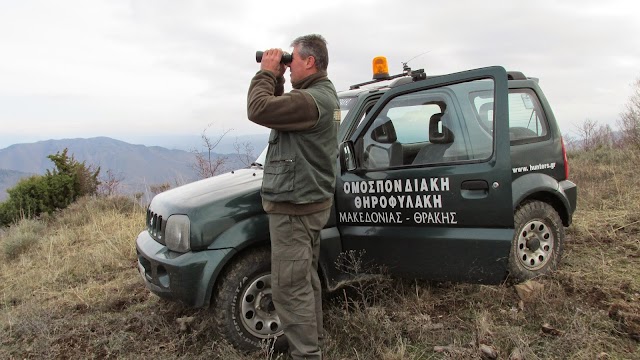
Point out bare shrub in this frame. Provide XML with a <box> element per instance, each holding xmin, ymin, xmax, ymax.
<box><xmin>191</xmin><ymin>124</ymin><xmax>231</xmax><ymax>178</ymax></box>
<box><xmin>234</xmin><ymin>137</ymin><xmax>256</xmax><ymax>168</ymax></box>
<box><xmin>98</xmin><ymin>169</ymin><xmax>124</xmax><ymax>196</ymax></box>
<box><xmin>149</xmin><ymin>183</ymin><xmax>171</xmax><ymax>196</ymax></box>
<box><xmin>333</xmin><ymin>249</ymin><xmax>393</xmax><ymax>308</ymax></box>
<box><xmin>562</xmin><ymin>132</ymin><xmax>580</xmax><ymax>151</ymax></box>
<box><xmin>573</xmin><ymin>119</ymin><xmax>613</xmax><ymax>151</ymax></box>
<box><xmin>618</xmin><ymin>77</ymin><xmax>640</xmax><ymax>150</ymax></box>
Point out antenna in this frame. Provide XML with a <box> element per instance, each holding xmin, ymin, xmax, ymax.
<box><xmin>402</xmin><ymin>51</ymin><xmax>431</xmax><ymax>75</ymax></box>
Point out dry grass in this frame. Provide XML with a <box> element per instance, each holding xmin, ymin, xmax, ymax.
<box><xmin>1</xmin><ymin>147</ymin><xmax>640</xmax><ymax>359</ymax></box>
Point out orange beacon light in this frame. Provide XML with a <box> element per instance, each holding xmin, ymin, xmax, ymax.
<box><xmin>372</xmin><ymin>56</ymin><xmax>390</xmax><ymax>80</ymax></box>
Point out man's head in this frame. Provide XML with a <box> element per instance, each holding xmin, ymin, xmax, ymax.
<box><xmin>288</xmin><ymin>34</ymin><xmax>329</xmax><ymax>84</ymax></box>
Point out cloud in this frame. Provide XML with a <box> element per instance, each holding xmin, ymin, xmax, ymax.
<box><xmin>0</xmin><ymin>0</ymin><xmax>639</xmax><ymax>147</ymax></box>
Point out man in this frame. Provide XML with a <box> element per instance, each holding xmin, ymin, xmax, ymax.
<box><xmin>247</xmin><ymin>34</ymin><xmax>339</xmax><ymax>360</ymax></box>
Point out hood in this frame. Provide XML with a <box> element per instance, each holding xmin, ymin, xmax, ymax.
<box><xmin>152</xmin><ymin>168</ymin><xmax>263</xmax><ymax>210</ymax></box>
<box><xmin>148</xmin><ymin>168</ymin><xmax>265</xmax><ymax>249</ymax></box>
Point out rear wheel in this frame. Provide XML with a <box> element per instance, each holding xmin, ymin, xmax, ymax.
<box><xmin>509</xmin><ymin>201</ymin><xmax>564</xmax><ymax>281</ymax></box>
<box><xmin>211</xmin><ymin>247</ymin><xmax>286</xmax><ymax>351</ymax></box>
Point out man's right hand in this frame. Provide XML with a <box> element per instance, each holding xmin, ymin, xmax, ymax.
<box><xmin>260</xmin><ymin>48</ymin><xmax>286</xmax><ymax>78</ymax></box>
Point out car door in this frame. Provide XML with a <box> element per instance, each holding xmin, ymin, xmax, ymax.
<box><xmin>335</xmin><ymin>67</ymin><xmax>513</xmax><ymax>284</ymax></box>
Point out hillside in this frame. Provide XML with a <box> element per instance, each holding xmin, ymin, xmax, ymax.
<box><xmin>0</xmin><ymin>147</ymin><xmax>639</xmax><ymax>359</ymax></box>
<box><xmin>0</xmin><ymin>137</ymin><xmax>257</xmax><ymax>199</ymax></box>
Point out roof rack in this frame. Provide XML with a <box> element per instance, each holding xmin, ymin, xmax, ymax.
<box><xmin>349</xmin><ymin>58</ymin><xmax>533</xmax><ymax>89</ymax></box>
<box><xmin>350</xmin><ymin>57</ymin><xmax>427</xmax><ymax>90</ymax></box>
<box><xmin>350</xmin><ymin>67</ymin><xmax>426</xmax><ymax>90</ymax></box>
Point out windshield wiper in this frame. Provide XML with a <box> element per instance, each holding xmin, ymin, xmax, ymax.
<box><xmin>250</xmin><ymin>162</ymin><xmax>263</xmax><ymax>167</ymax></box>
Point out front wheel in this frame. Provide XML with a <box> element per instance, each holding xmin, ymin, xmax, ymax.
<box><xmin>509</xmin><ymin>201</ymin><xmax>564</xmax><ymax>282</ymax></box>
<box><xmin>211</xmin><ymin>247</ymin><xmax>287</xmax><ymax>351</ymax></box>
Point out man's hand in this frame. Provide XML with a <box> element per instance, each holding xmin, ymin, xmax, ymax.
<box><xmin>260</xmin><ymin>48</ymin><xmax>286</xmax><ymax>78</ymax></box>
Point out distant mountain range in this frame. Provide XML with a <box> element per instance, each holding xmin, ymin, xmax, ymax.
<box><xmin>0</xmin><ymin>136</ymin><xmax>268</xmax><ymax>202</ymax></box>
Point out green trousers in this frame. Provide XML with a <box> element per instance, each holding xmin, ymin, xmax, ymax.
<box><xmin>269</xmin><ymin>208</ymin><xmax>330</xmax><ymax>360</ymax></box>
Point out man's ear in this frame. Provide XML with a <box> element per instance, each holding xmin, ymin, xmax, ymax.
<box><xmin>305</xmin><ymin>55</ymin><xmax>316</xmax><ymax>70</ymax></box>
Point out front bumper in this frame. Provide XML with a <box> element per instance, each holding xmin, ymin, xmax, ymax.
<box><xmin>135</xmin><ymin>230</ymin><xmax>234</xmax><ymax>308</ymax></box>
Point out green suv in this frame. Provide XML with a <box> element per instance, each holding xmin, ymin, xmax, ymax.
<box><xmin>136</xmin><ymin>64</ymin><xmax>577</xmax><ymax>350</ymax></box>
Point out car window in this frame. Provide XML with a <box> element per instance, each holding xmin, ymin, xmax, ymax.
<box><xmin>355</xmin><ymin>78</ymin><xmax>495</xmax><ymax>170</ymax></box>
<box><xmin>472</xmin><ymin>89</ymin><xmax>548</xmax><ymax>143</ymax></box>
<box><xmin>387</xmin><ymin>104</ymin><xmax>442</xmax><ymax>144</ymax></box>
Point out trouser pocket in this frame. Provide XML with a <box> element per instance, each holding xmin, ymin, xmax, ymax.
<box><xmin>273</xmin><ymin>257</ymin><xmax>310</xmax><ymax>288</ymax></box>
<box><xmin>270</xmin><ymin>214</ymin><xmax>313</xmax><ymax>311</ymax></box>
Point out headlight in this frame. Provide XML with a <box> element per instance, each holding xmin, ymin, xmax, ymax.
<box><xmin>165</xmin><ymin>215</ymin><xmax>191</xmax><ymax>252</ymax></box>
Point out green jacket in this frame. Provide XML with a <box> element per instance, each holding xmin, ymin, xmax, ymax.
<box><xmin>247</xmin><ymin>70</ymin><xmax>339</xmax><ymax>215</ymax></box>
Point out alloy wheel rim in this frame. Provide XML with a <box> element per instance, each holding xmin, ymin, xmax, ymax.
<box><xmin>240</xmin><ymin>274</ymin><xmax>283</xmax><ymax>339</ymax></box>
<box><xmin>516</xmin><ymin>219</ymin><xmax>554</xmax><ymax>271</ymax></box>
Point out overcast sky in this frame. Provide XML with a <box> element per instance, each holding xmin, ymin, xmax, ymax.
<box><xmin>1</xmin><ymin>0</ymin><xmax>639</xmax><ymax>149</ymax></box>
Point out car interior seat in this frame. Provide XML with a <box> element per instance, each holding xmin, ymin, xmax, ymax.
<box><xmin>478</xmin><ymin>102</ymin><xmax>493</xmax><ymax>133</ymax></box>
<box><xmin>365</xmin><ymin>116</ymin><xmax>403</xmax><ymax>168</ymax></box>
<box><xmin>412</xmin><ymin>113</ymin><xmax>455</xmax><ymax>165</ymax></box>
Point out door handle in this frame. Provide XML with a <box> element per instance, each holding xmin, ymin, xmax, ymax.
<box><xmin>461</xmin><ymin>180</ymin><xmax>489</xmax><ymax>199</ymax></box>
<box><xmin>461</xmin><ymin>180</ymin><xmax>488</xmax><ymax>190</ymax></box>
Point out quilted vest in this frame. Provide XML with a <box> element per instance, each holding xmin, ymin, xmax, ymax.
<box><xmin>261</xmin><ymin>79</ymin><xmax>339</xmax><ymax>204</ymax></box>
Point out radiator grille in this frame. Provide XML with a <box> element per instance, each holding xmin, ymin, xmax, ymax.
<box><xmin>146</xmin><ymin>208</ymin><xmax>166</xmax><ymax>244</ymax></box>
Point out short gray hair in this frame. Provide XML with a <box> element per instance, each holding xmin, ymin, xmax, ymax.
<box><xmin>291</xmin><ymin>34</ymin><xmax>329</xmax><ymax>71</ymax></box>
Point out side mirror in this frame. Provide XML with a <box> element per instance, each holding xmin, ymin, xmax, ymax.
<box><xmin>338</xmin><ymin>141</ymin><xmax>356</xmax><ymax>173</ymax></box>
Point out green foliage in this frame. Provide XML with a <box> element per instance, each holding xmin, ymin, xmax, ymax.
<box><xmin>46</xmin><ymin>148</ymin><xmax>100</xmax><ymax>197</ymax></box>
<box><xmin>0</xmin><ymin>148</ymin><xmax>100</xmax><ymax>226</ymax></box>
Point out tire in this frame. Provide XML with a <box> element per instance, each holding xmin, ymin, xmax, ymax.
<box><xmin>508</xmin><ymin>201</ymin><xmax>564</xmax><ymax>282</ymax></box>
<box><xmin>211</xmin><ymin>247</ymin><xmax>287</xmax><ymax>352</ymax></box>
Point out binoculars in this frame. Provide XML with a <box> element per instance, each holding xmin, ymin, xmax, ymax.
<box><xmin>255</xmin><ymin>51</ymin><xmax>293</xmax><ymax>64</ymax></box>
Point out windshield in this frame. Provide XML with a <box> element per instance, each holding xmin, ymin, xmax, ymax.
<box><xmin>339</xmin><ymin>96</ymin><xmax>357</xmax><ymax>122</ymax></box>
<box><xmin>254</xmin><ymin>145</ymin><xmax>268</xmax><ymax>166</ymax></box>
